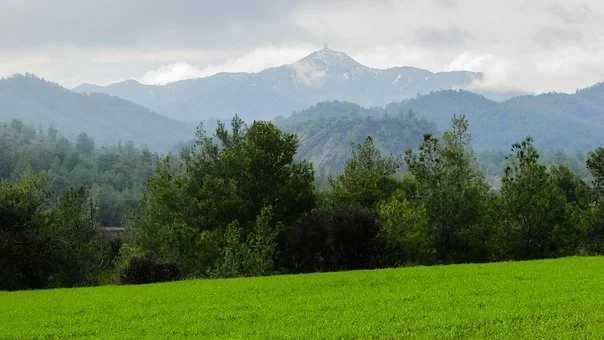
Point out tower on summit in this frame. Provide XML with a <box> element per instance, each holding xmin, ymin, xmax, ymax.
<box><xmin>323</xmin><ymin>43</ymin><xmax>329</xmax><ymax>50</ymax></box>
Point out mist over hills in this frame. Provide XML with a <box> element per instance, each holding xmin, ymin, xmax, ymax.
<box><xmin>0</xmin><ymin>74</ymin><xmax>193</xmax><ymax>151</ymax></box>
<box><xmin>74</xmin><ymin>48</ymin><xmax>481</xmax><ymax>123</ymax></box>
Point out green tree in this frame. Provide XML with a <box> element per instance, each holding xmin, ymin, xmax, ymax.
<box><xmin>76</xmin><ymin>132</ymin><xmax>95</xmax><ymax>155</ymax></box>
<box><xmin>377</xmin><ymin>186</ymin><xmax>431</xmax><ymax>265</ymax></box>
<box><xmin>212</xmin><ymin>206</ymin><xmax>280</xmax><ymax>277</ymax></box>
<box><xmin>585</xmin><ymin>147</ymin><xmax>604</xmax><ymax>252</ymax></box>
<box><xmin>499</xmin><ymin>139</ymin><xmax>585</xmax><ymax>259</ymax></box>
<box><xmin>587</xmin><ymin>147</ymin><xmax>604</xmax><ymax>198</ymax></box>
<box><xmin>0</xmin><ymin>176</ymin><xmax>52</xmax><ymax>289</ymax></box>
<box><xmin>0</xmin><ymin>176</ymin><xmax>107</xmax><ymax>290</ymax></box>
<box><xmin>404</xmin><ymin>116</ymin><xmax>493</xmax><ymax>262</ymax></box>
<box><xmin>329</xmin><ymin>136</ymin><xmax>399</xmax><ymax>210</ymax></box>
<box><xmin>47</xmin><ymin>187</ymin><xmax>109</xmax><ymax>287</ymax></box>
<box><xmin>130</xmin><ymin>117</ymin><xmax>315</xmax><ymax>277</ymax></box>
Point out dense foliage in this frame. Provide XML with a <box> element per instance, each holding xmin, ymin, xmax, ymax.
<box><xmin>0</xmin><ymin>176</ymin><xmax>110</xmax><ymax>290</ymax></box>
<box><xmin>0</xmin><ymin>120</ymin><xmax>158</xmax><ymax>228</ymax></box>
<box><xmin>2</xmin><ymin>115</ymin><xmax>604</xmax><ymax>290</ymax></box>
<box><xmin>127</xmin><ymin>116</ymin><xmax>315</xmax><ymax>278</ymax></box>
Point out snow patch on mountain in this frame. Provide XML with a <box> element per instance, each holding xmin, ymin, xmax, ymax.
<box><xmin>290</xmin><ymin>59</ymin><xmax>327</xmax><ymax>86</ymax></box>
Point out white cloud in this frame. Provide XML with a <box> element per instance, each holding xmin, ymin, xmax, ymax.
<box><xmin>137</xmin><ymin>44</ymin><xmax>316</xmax><ymax>85</ymax></box>
<box><xmin>139</xmin><ymin>62</ymin><xmax>204</xmax><ymax>85</ymax></box>
<box><xmin>4</xmin><ymin>0</ymin><xmax>604</xmax><ymax>93</ymax></box>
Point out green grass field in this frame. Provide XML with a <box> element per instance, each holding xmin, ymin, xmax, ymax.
<box><xmin>1</xmin><ymin>257</ymin><xmax>602</xmax><ymax>339</ymax></box>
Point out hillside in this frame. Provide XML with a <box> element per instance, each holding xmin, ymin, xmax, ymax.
<box><xmin>386</xmin><ymin>84</ymin><xmax>604</xmax><ymax>151</ymax></box>
<box><xmin>0</xmin><ymin>74</ymin><xmax>193</xmax><ymax>152</ymax></box>
<box><xmin>1</xmin><ymin>257</ymin><xmax>602</xmax><ymax>338</ymax></box>
<box><xmin>74</xmin><ymin>48</ymin><xmax>481</xmax><ymax>122</ymax></box>
<box><xmin>276</xmin><ymin>101</ymin><xmax>436</xmax><ymax>179</ymax></box>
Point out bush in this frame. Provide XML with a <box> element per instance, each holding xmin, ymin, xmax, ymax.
<box><xmin>120</xmin><ymin>252</ymin><xmax>180</xmax><ymax>284</ymax></box>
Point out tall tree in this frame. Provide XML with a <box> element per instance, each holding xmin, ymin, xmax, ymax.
<box><xmin>404</xmin><ymin>116</ymin><xmax>493</xmax><ymax>262</ymax></box>
<box><xmin>500</xmin><ymin>139</ymin><xmax>585</xmax><ymax>259</ymax></box>
<box><xmin>130</xmin><ymin>117</ymin><xmax>316</xmax><ymax>276</ymax></box>
<box><xmin>329</xmin><ymin>136</ymin><xmax>400</xmax><ymax>210</ymax></box>
<box><xmin>586</xmin><ymin>147</ymin><xmax>604</xmax><ymax>253</ymax></box>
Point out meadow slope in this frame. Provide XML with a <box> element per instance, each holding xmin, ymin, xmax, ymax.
<box><xmin>1</xmin><ymin>257</ymin><xmax>603</xmax><ymax>339</ymax></box>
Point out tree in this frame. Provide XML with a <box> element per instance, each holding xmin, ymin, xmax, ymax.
<box><xmin>0</xmin><ymin>176</ymin><xmax>53</xmax><ymax>290</ymax></box>
<box><xmin>47</xmin><ymin>187</ymin><xmax>109</xmax><ymax>287</ymax></box>
<box><xmin>129</xmin><ymin>117</ymin><xmax>316</xmax><ymax>277</ymax></box>
<box><xmin>499</xmin><ymin>139</ymin><xmax>585</xmax><ymax>259</ymax></box>
<box><xmin>0</xmin><ymin>176</ymin><xmax>107</xmax><ymax>290</ymax></box>
<box><xmin>587</xmin><ymin>147</ymin><xmax>604</xmax><ymax>198</ymax></box>
<box><xmin>585</xmin><ymin>147</ymin><xmax>604</xmax><ymax>253</ymax></box>
<box><xmin>404</xmin><ymin>116</ymin><xmax>493</xmax><ymax>262</ymax></box>
<box><xmin>329</xmin><ymin>136</ymin><xmax>399</xmax><ymax>210</ymax></box>
<box><xmin>212</xmin><ymin>206</ymin><xmax>280</xmax><ymax>277</ymax></box>
<box><xmin>377</xmin><ymin>186</ymin><xmax>431</xmax><ymax>265</ymax></box>
<box><xmin>76</xmin><ymin>133</ymin><xmax>95</xmax><ymax>155</ymax></box>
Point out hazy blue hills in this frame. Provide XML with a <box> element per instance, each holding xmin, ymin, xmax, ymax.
<box><xmin>386</xmin><ymin>83</ymin><xmax>604</xmax><ymax>151</ymax></box>
<box><xmin>0</xmin><ymin>74</ymin><xmax>193</xmax><ymax>151</ymax></box>
<box><xmin>74</xmin><ymin>48</ymin><xmax>481</xmax><ymax>123</ymax></box>
<box><xmin>277</xmin><ymin>83</ymin><xmax>604</xmax><ymax>177</ymax></box>
<box><xmin>5</xmin><ymin>69</ymin><xmax>604</xmax><ymax>173</ymax></box>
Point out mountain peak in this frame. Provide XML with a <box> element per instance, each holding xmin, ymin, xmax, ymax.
<box><xmin>298</xmin><ymin>47</ymin><xmax>362</xmax><ymax>69</ymax></box>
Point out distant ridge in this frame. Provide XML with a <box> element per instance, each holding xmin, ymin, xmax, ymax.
<box><xmin>0</xmin><ymin>74</ymin><xmax>192</xmax><ymax>151</ymax></box>
<box><xmin>74</xmin><ymin>48</ymin><xmax>482</xmax><ymax>123</ymax></box>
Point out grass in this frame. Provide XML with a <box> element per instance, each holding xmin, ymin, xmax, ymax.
<box><xmin>1</xmin><ymin>257</ymin><xmax>603</xmax><ymax>339</ymax></box>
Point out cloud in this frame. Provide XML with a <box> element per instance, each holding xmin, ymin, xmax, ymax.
<box><xmin>2</xmin><ymin>0</ymin><xmax>604</xmax><ymax>93</ymax></box>
<box><xmin>139</xmin><ymin>62</ymin><xmax>204</xmax><ymax>85</ymax></box>
<box><xmin>447</xmin><ymin>52</ymin><xmax>513</xmax><ymax>91</ymax></box>
<box><xmin>136</xmin><ymin>45</ymin><xmax>315</xmax><ymax>84</ymax></box>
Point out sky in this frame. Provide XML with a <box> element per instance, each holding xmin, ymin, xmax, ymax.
<box><xmin>1</xmin><ymin>0</ymin><xmax>604</xmax><ymax>93</ymax></box>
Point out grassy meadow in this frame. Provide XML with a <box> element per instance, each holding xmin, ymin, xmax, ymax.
<box><xmin>1</xmin><ymin>256</ymin><xmax>602</xmax><ymax>339</ymax></box>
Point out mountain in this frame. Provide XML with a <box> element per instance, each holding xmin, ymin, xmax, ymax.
<box><xmin>277</xmin><ymin>89</ymin><xmax>604</xmax><ymax>179</ymax></box>
<box><xmin>383</xmin><ymin>82</ymin><xmax>604</xmax><ymax>151</ymax></box>
<box><xmin>74</xmin><ymin>48</ymin><xmax>481</xmax><ymax>123</ymax></box>
<box><xmin>0</xmin><ymin>74</ymin><xmax>193</xmax><ymax>151</ymax></box>
<box><xmin>276</xmin><ymin>101</ymin><xmax>437</xmax><ymax>180</ymax></box>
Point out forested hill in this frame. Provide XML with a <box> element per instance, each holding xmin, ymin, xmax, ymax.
<box><xmin>386</xmin><ymin>83</ymin><xmax>604</xmax><ymax>151</ymax></box>
<box><xmin>276</xmin><ymin>101</ymin><xmax>436</xmax><ymax>180</ymax></box>
<box><xmin>0</xmin><ymin>74</ymin><xmax>193</xmax><ymax>152</ymax></box>
<box><xmin>0</xmin><ymin>120</ymin><xmax>158</xmax><ymax>228</ymax></box>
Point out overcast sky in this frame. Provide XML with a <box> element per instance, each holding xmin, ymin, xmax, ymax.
<box><xmin>1</xmin><ymin>0</ymin><xmax>604</xmax><ymax>93</ymax></box>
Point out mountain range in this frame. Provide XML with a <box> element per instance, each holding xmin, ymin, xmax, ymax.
<box><xmin>74</xmin><ymin>48</ymin><xmax>482</xmax><ymax>123</ymax></box>
<box><xmin>4</xmin><ymin>47</ymin><xmax>604</xmax><ymax>172</ymax></box>
<box><xmin>276</xmin><ymin>87</ymin><xmax>604</xmax><ymax>176</ymax></box>
<box><xmin>385</xmin><ymin>83</ymin><xmax>604</xmax><ymax>151</ymax></box>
